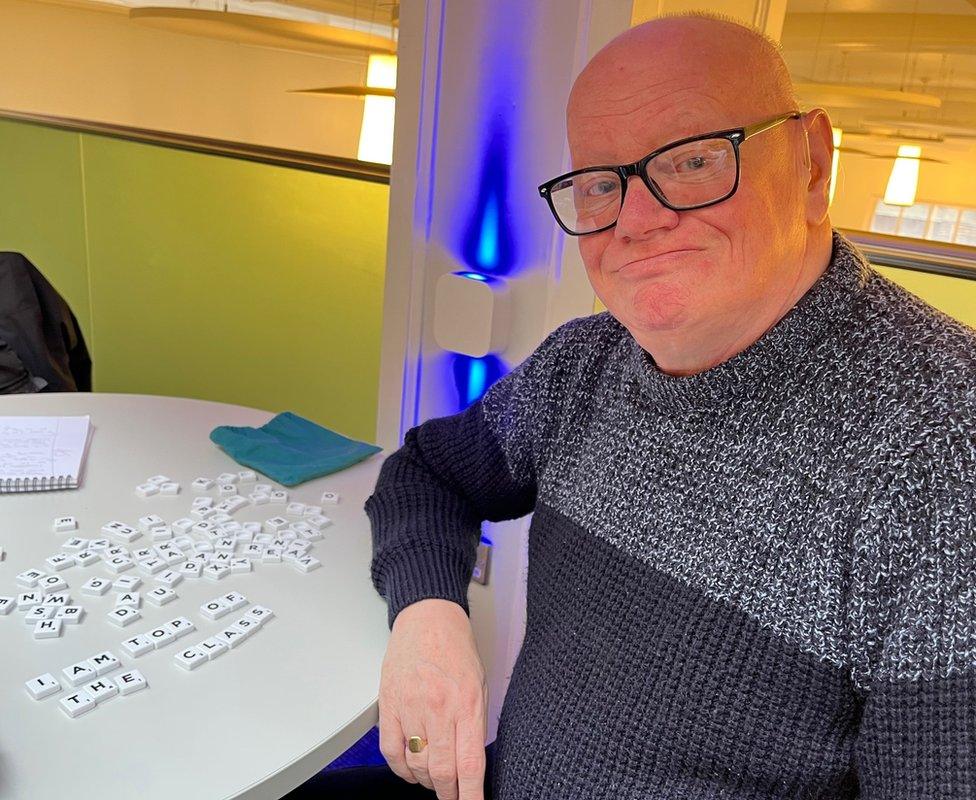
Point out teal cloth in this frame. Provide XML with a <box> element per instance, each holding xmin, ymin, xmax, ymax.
<box><xmin>209</xmin><ymin>411</ymin><xmax>382</xmax><ymax>487</ymax></box>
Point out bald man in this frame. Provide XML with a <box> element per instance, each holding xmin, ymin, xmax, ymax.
<box><xmin>352</xmin><ymin>11</ymin><xmax>976</xmax><ymax>800</ymax></box>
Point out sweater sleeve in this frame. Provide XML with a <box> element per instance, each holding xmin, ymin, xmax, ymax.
<box><xmin>364</xmin><ymin>323</ymin><xmax>573</xmax><ymax>629</ymax></box>
<box><xmin>850</xmin><ymin>417</ymin><xmax>976</xmax><ymax>799</ymax></box>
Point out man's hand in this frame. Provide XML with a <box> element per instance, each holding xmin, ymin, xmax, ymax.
<box><xmin>378</xmin><ymin>598</ymin><xmax>490</xmax><ymax>800</ymax></box>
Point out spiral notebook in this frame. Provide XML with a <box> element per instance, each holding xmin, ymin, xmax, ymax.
<box><xmin>0</xmin><ymin>415</ymin><xmax>92</xmax><ymax>493</ymax></box>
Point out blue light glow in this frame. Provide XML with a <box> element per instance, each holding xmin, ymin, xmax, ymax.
<box><xmin>452</xmin><ymin>353</ymin><xmax>507</xmax><ymax>410</ymax></box>
<box><xmin>461</xmin><ymin>122</ymin><xmax>516</xmax><ymax>275</ymax></box>
<box><xmin>458</xmin><ymin>271</ymin><xmax>490</xmax><ymax>282</ymax></box>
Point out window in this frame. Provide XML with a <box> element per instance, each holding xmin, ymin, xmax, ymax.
<box><xmin>870</xmin><ymin>200</ymin><xmax>976</xmax><ymax>247</ymax></box>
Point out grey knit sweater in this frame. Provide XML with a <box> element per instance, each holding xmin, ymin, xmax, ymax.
<box><xmin>364</xmin><ymin>229</ymin><xmax>976</xmax><ymax>798</ymax></box>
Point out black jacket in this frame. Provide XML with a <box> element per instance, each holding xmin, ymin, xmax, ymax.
<box><xmin>0</xmin><ymin>252</ymin><xmax>91</xmax><ymax>393</ymax></box>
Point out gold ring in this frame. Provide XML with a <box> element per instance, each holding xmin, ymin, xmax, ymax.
<box><xmin>407</xmin><ymin>736</ymin><xmax>428</xmax><ymax>753</ymax></box>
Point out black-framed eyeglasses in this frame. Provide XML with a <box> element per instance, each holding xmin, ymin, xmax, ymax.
<box><xmin>538</xmin><ymin>111</ymin><xmax>802</xmax><ymax>236</ymax></box>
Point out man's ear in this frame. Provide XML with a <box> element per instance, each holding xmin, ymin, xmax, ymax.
<box><xmin>802</xmin><ymin>108</ymin><xmax>834</xmax><ymax>226</ymax></box>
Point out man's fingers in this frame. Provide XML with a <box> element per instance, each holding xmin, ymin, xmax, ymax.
<box><xmin>455</xmin><ymin>714</ymin><xmax>487</xmax><ymax>800</ymax></box>
<box><xmin>425</xmin><ymin>712</ymin><xmax>461</xmax><ymax>800</ymax></box>
<box><xmin>378</xmin><ymin>703</ymin><xmax>420</xmax><ymax>784</ymax></box>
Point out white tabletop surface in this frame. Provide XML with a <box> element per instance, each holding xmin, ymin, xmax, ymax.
<box><xmin>0</xmin><ymin>393</ymin><xmax>390</xmax><ymax>800</ymax></box>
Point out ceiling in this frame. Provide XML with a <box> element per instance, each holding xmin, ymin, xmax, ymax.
<box><xmin>781</xmin><ymin>0</ymin><xmax>976</xmax><ymax>152</ymax></box>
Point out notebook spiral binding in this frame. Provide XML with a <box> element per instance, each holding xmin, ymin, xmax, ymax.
<box><xmin>0</xmin><ymin>475</ymin><xmax>77</xmax><ymax>493</ymax></box>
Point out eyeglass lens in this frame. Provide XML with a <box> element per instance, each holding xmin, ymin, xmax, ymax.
<box><xmin>549</xmin><ymin>137</ymin><xmax>737</xmax><ymax>234</ymax></box>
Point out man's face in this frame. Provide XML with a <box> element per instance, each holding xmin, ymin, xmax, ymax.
<box><xmin>568</xmin><ymin>67</ymin><xmax>808</xmax><ymax>346</ymax></box>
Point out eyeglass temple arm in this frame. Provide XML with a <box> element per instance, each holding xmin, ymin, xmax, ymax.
<box><xmin>742</xmin><ymin>111</ymin><xmax>802</xmax><ymax>141</ymax></box>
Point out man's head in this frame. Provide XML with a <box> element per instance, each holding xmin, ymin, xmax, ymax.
<box><xmin>565</xmin><ymin>12</ymin><xmax>834</xmax><ymax>372</ymax></box>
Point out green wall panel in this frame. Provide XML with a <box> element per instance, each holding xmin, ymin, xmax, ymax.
<box><xmin>0</xmin><ymin>119</ymin><xmax>92</xmax><ymax>340</ymax></box>
<box><xmin>80</xmin><ymin>133</ymin><xmax>387</xmax><ymax>443</ymax></box>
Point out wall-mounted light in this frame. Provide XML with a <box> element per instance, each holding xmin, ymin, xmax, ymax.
<box><xmin>357</xmin><ymin>54</ymin><xmax>397</xmax><ymax>164</ymax></box>
<box><xmin>883</xmin><ymin>144</ymin><xmax>922</xmax><ymax>206</ymax></box>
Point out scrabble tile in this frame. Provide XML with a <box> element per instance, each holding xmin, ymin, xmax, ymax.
<box><xmin>159</xmin><ymin>482</ymin><xmax>180</xmax><ymax>496</ymax></box>
<box><xmin>174</xmin><ymin>646</ymin><xmax>208</xmax><ymax>671</ymax></box>
<box><xmin>216</xmin><ymin>627</ymin><xmax>246</xmax><ymax>649</ymax></box>
<box><xmin>230</xmin><ymin>557</ymin><xmax>251</xmax><ymax>574</ymax></box>
<box><xmin>243</xmin><ymin>522</ymin><xmax>263</xmax><ymax>534</ymax></box>
<box><xmin>253</xmin><ymin>483</ymin><xmax>273</xmax><ymax>494</ymax></box>
<box><xmin>216</xmin><ymin>472</ymin><xmax>238</xmax><ymax>484</ymax></box>
<box><xmin>193</xmin><ymin>541</ymin><xmax>214</xmax><ymax>553</ymax></box>
<box><xmin>172</xmin><ymin>518</ymin><xmax>195</xmax><ymax>535</ymax></box>
<box><xmin>268</xmin><ymin>490</ymin><xmax>288</xmax><ymax>504</ymax></box>
<box><xmin>263</xmin><ymin>517</ymin><xmax>289</xmax><ymax>533</ymax></box>
<box><xmin>283</xmin><ymin>547</ymin><xmax>304</xmax><ymax>562</ymax></box>
<box><xmin>135</xmin><ymin>483</ymin><xmax>158</xmax><ymax>498</ymax></box>
<box><xmin>202</xmin><ymin>563</ymin><xmax>230</xmax><ymax>582</ymax></box>
<box><xmin>73</xmin><ymin>550</ymin><xmax>100</xmax><ymax>567</ymax></box>
<box><xmin>107</xmin><ymin>606</ymin><xmax>141</xmax><ymax>628</ymax></box>
<box><xmin>262</xmin><ymin>547</ymin><xmax>282</xmax><ymax>564</ymax></box>
<box><xmin>60</xmin><ymin>689</ymin><xmax>97</xmax><ymax>717</ymax></box>
<box><xmin>162</xmin><ymin>550</ymin><xmax>185</xmax><ymax>566</ymax></box>
<box><xmin>179</xmin><ymin>560</ymin><xmax>203</xmax><ymax>579</ymax></box>
<box><xmin>81</xmin><ymin>577</ymin><xmax>112</xmax><ymax>596</ymax></box>
<box><xmin>215</xmin><ymin>537</ymin><xmax>237</xmax><ymax>552</ymax></box>
<box><xmin>63</xmin><ymin>660</ymin><xmax>97</xmax><ymax>687</ymax></box>
<box><xmin>25</xmin><ymin>672</ymin><xmax>62</xmax><ymax>700</ymax></box>
<box><xmin>89</xmin><ymin>651</ymin><xmax>122</xmax><ymax>676</ymax></box>
<box><xmin>0</xmin><ymin>596</ymin><xmax>14</xmax><ymax>615</ymax></box>
<box><xmin>42</xmin><ymin>592</ymin><xmax>70</xmax><ymax>605</ymax></box>
<box><xmin>191</xmin><ymin>477</ymin><xmax>214</xmax><ymax>492</ymax></box>
<box><xmin>133</xmin><ymin>547</ymin><xmax>155</xmax><ymax>561</ymax></box>
<box><xmin>155</xmin><ymin>570</ymin><xmax>183</xmax><ymax>588</ymax></box>
<box><xmin>245</xmin><ymin>605</ymin><xmax>274</xmax><ymax>626</ymax></box>
<box><xmin>210</xmin><ymin>513</ymin><xmax>233</xmax><ymax>525</ymax></box>
<box><xmin>146</xmin><ymin>474</ymin><xmax>172</xmax><ymax>486</ymax></box>
<box><xmin>293</xmin><ymin>555</ymin><xmax>322</xmax><ymax>573</ymax></box>
<box><xmin>88</xmin><ymin>538</ymin><xmax>111</xmax><ymax>551</ymax></box>
<box><xmin>104</xmin><ymin>545</ymin><xmax>129</xmax><ymax>559</ymax></box>
<box><xmin>221</xmin><ymin>591</ymin><xmax>247</xmax><ymax>611</ymax></box>
<box><xmin>213</xmin><ymin>552</ymin><xmax>232</xmax><ymax>566</ymax></box>
<box><xmin>25</xmin><ymin>605</ymin><xmax>56</xmax><ymax>624</ymax></box>
<box><xmin>306</xmin><ymin>514</ymin><xmax>332</xmax><ymax>531</ymax></box>
<box><xmin>150</xmin><ymin>525</ymin><xmax>173</xmax><ymax>542</ymax></box>
<box><xmin>200</xmin><ymin>598</ymin><xmax>232</xmax><ymax>620</ymax></box>
<box><xmin>54</xmin><ymin>515</ymin><xmax>78</xmax><ymax>532</ymax></box>
<box><xmin>105</xmin><ymin>556</ymin><xmax>134</xmax><ymax>574</ymax></box>
<box><xmin>172</xmin><ymin>535</ymin><xmax>195</xmax><ymax>550</ymax></box>
<box><xmin>191</xmin><ymin>496</ymin><xmax>215</xmax><ymax>510</ymax></box>
<box><xmin>84</xmin><ymin>677</ymin><xmax>120</xmax><ymax>703</ymax></box>
<box><xmin>248</xmin><ymin>492</ymin><xmax>269</xmax><ymax>505</ymax></box>
<box><xmin>102</xmin><ymin>520</ymin><xmax>127</xmax><ymax>535</ymax></box>
<box><xmin>46</xmin><ymin>552</ymin><xmax>73</xmax><ymax>571</ymax></box>
<box><xmin>116</xmin><ymin>591</ymin><xmax>141</xmax><ymax>609</ymax></box>
<box><xmin>113</xmin><ymin>575</ymin><xmax>142</xmax><ymax>591</ymax></box>
<box><xmin>63</xmin><ymin>537</ymin><xmax>89</xmax><ymax>552</ymax></box>
<box><xmin>243</xmin><ymin>543</ymin><xmax>265</xmax><ymax>559</ymax></box>
<box><xmin>138</xmin><ymin>514</ymin><xmax>165</xmax><ymax>532</ymax></box>
<box><xmin>34</xmin><ymin>618</ymin><xmax>63</xmax><ymax>639</ymax></box>
<box><xmin>38</xmin><ymin>575</ymin><xmax>68</xmax><ymax>593</ymax></box>
<box><xmin>147</xmin><ymin>626</ymin><xmax>176</xmax><ymax>648</ymax></box>
<box><xmin>121</xmin><ymin>634</ymin><xmax>154</xmax><ymax>657</ymax></box>
<box><xmin>319</xmin><ymin>491</ymin><xmax>340</xmax><ymax>505</ymax></box>
<box><xmin>302</xmin><ymin>505</ymin><xmax>322</xmax><ymax>518</ymax></box>
<box><xmin>166</xmin><ymin>616</ymin><xmax>195</xmax><ymax>638</ymax></box>
<box><xmin>285</xmin><ymin>502</ymin><xmax>307</xmax><ymax>517</ymax></box>
<box><xmin>298</xmin><ymin>528</ymin><xmax>323</xmax><ymax>542</ymax></box>
<box><xmin>110</xmin><ymin>525</ymin><xmax>140</xmax><ymax>543</ymax></box>
<box><xmin>115</xmin><ymin>669</ymin><xmax>148</xmax><ymax>696</ymax></box>
<box><xmin>218</xmin><ymin>484</ymin><xmax>237</xmax><ymax>497</ymax></box>
<box><xmin>146</xmin><ymin>586</ymin><xmax>178</xmax><ymax>607</ymax></box>
<box><xmin>234</xmin><ymin>529</ymin><xmax>254</xmax><ymax>544</ymax></box>
<box><xmin>289</xmin><ymin>520</ymin><xmax>312</xmax><ymax>534</ymax></box>
<box><xmin>237</xmin><ymin>469</ymin><xmax>257</xmax><ymax>483</ymax></box>
<box><xmin>233</xmin><ymin>617</ymin><xmax>259</xmax><ymax>638</ymax></box>
<box><xmin>16</xmin><ymin>568</ymin><xmax>45</xmax><ymax>588</ymax></box>
<box><xmin>16</xmin><ymin>592</ymin><xmax>41</xmax><ymax>610</ymax></box>
<box><xmin>57</xmin><ymin>606</ymin><xmax>85</xmax><ymax>624</ymax></box>
<box><xmin>138</xmin><ymin>558</ymin><xmax>166</xmax><ymax>576</ymax></box>
<box><xmin>197</xmin><ymin>637</ymin><xmax>228</xmax><ymax>660</ymax></box>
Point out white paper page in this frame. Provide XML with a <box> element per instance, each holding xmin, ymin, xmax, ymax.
<box><xmin>0</xmin><ymin>416</ymin><xmax>91</xmax><ymax>480</ymax></box>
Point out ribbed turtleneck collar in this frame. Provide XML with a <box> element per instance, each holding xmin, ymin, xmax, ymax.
<box><xmin>620</xmin><ymin>228</ymin><xmax>872</xmax><ymax>412</ymax></box>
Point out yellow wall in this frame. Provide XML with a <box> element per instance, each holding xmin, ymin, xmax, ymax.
<box><xmin>0</xmin><ymin>0</ymin><xmax>368</xmax><ymax>159</ymax></box>
<box><xmin>0</xmin><ymin>117</ymin><xmax>389</xmax><ymax>443</ymax></box>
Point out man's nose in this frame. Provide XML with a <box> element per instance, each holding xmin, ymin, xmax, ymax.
<box><xmin>614</xmin><ymin>174</ymin><xmax>679</xmax><ymax>240</ymax></box>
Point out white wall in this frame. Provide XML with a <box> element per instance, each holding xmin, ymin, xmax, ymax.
<box><xmin>0</xmin><ymin>0</ymin><xmax>370</xmax><ymax>158</ymax></box>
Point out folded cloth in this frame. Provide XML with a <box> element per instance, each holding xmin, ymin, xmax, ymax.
<box><xmin>209</xmin><ymin>411</ymin><xmax>382</xmax><ymax>487</ymax></box>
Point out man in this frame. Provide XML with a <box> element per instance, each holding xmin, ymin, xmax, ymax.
<box><xmin>362</xmin><ymin>10</ymin><xmax>976</xmax><ymax>800</ymax></box>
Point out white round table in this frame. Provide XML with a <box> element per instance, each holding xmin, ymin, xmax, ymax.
<box><xmin>0</xmin><ymin>393</ymin><xmax>390</xmax><ymax>800</ymax></box>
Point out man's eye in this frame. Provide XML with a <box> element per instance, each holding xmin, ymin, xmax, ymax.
<box><xmin>681</xmin><ymin>156</ymin><xmax>708</xmax><ymax>171</ymax></box>
<box><xmin>582</xmin><ymin>179</ymin><xmax>618</xmax><ymax>197</ymax></box>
